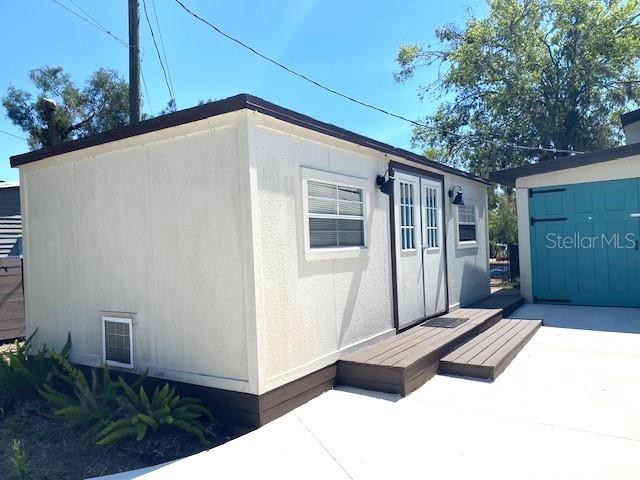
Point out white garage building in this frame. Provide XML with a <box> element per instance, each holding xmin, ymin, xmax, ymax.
<box><xmin>491</xmin><ymin>109</ymin><xmax>640</xmax><ymax>308</ymax></box>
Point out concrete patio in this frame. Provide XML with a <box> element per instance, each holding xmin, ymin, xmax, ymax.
<box><xmin>97</xmin><ymin>304</ymin><xmax>640</xmax><ymax>480</ymax></box>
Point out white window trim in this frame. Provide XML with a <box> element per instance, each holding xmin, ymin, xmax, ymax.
<box><xmin>399</xmin><ymin>180</ymin><xmax>418</xmax><ymax>252</ymax></box>
<box><xmin>301</xmin><ymin>168</ymin><xmax>368</xmax><ymax>257</ymax></box>
<box><xmin>456</xmin><ymin>203</ymin><xmax>479</xmax><ymax>249</ymax></box>
<box><xmin>423</xmin><ymin>185</ymin><xmax>441</xmax><ymax>251</ymax></box>
<box><xmin>102</xmin><ymin>315</ymin><xmax>134</xmax><ymax>369</ymax></box>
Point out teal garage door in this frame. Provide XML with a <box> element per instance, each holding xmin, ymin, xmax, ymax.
<box><xmin>529</xmin><ymin>178</ymin><xmax>640</xmax><ymax>307</ymax></box>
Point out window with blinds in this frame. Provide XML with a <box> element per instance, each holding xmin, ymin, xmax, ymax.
<box><xmin>306</xmin><ymin>180</ymin><xmax>365</xmax><ymax>249</ymax></box>
<box><xmin>399</xmin><ymin>181</ymin><xmax>416</xmax><ymax>250</ymax></box>
<box><xmin>424</xmin><ymin>186</ymin><xmax>439</xmax><ymax>249</ymax></box>
<box><xmin>457</xmin><ymin>204</ymin><xmax>477</xmax><ymax>243</ymax></box>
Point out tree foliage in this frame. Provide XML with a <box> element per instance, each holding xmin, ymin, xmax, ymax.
<box><xmin>489</xmin><ymin>192</ymin><xmax>518</xmax><ymax>245</ymax></box>
<box><xmin>3</xmin><ymin>66</ymin><xmax>129</xmax><ymax>149</ymax></box>
<box><xmin>395</xmin><ymin>0</ymin><xmax>640</xmax><ymax>176</ymax></box>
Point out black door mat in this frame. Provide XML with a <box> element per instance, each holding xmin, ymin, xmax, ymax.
<box><xmin>422</xmin><ymin>317</ymin><xmax>468</xmax><ymax>328</ymax></box>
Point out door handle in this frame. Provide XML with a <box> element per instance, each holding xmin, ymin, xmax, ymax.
<box><xmin>630</xmin><ymin>213</ymin><xmax>640</xmax><ymax>218</ymax></box>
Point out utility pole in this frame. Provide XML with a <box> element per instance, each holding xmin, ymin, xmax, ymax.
<box><xmin>128</xmin><ymin>0</ymin><xmax>141</xmax><ymax>124</ymax></box>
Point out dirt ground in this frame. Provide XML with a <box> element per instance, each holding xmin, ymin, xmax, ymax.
<box><xmin>0</xmin><ymin>340</ymin><xmax>247</xmax><ymax>480</ymax></box>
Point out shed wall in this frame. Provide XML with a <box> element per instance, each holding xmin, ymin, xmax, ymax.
<box><xmin>247</xmin><ymin>112</ymin><xmax>490</xmax><ymax>393</ymax></box>
<box><xmin>19</xmin><ymin>111</ymin><xmax>258</xmax><ymax>393</ymax></box>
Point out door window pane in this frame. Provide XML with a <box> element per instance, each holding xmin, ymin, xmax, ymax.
<box><xmin>400</xmin><ymin>182</ymin><xmax>415</xmax><ymax>250</ymax></box>
<box><xmin>424</xmin><ymin>186</ymin><xmax>439</xmax><ymax>249</ymax></box>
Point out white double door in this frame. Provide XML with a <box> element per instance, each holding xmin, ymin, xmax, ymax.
<box><xmin>394</xmin><ymin>171</ymin><xmax>447</xmax><ymax>329</ymax></box>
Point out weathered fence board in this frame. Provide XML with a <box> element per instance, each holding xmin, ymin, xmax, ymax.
<box><xmin>0</xmin><ymin>257</ymin><xmax>24</xmax><ymax>341</ymax></box>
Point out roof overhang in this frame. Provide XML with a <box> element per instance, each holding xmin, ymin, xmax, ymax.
<box><xmin>621</xmin><ymin>108</ymin><xmax>640</xmax><ymax>127</ymax></box>
<box><xmin>9</xmin><ymin>94</ymin><xmax>488</xmax><ymax>185</ymax></box>
<box><xmin>489</xmin><ymin>143</ymin><xmax>640</xmax><ymax>187</ymax></box>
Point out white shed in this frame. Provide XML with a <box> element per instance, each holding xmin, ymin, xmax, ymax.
<box><xmin>11</xmin><ymin>94</ymin><xmax>490</xmax><ymax>426</ymax></box>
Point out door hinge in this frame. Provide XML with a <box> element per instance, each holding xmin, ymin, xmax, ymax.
<box><xmin>530</xmin><ymin>217</ymin><xmax>567</xmax><ymax>226</ymax></box>
<box><xmin>533</xmin><ymin>296</ymin><xmax>571</xmax><ymax>304</ymax></box>
<box><xmin>529</xmin><ymin>188</ymin><xmax>566</xmax><ymax>198</ymax></box>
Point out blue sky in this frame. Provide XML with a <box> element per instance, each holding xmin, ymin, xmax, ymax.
<box><xmin>0</xmin><ymin>0</ymin><xmax>485</xmax><ymax>181</ymax></box>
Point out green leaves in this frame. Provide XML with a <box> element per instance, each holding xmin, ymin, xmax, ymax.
<box><xmin>41</xmin><ymin>356</ymin><xmax>215</xmax><ymax>447</ymax></box>
<box><xmin>3</xmin><ymin>331</ymin><xmax>216</xmax><ymax>447</ymax></box>
<box><xmin>2</xmin><ymin>66</ymin><xmax>130</xmax><ymax>149</ymax></box>
<box><xmin>396</xmin><ymin>0</ymin><xmax>640</xmax><ymax>174</ymax></box>
<box><xmin>0</xmin><ymin>330</ymin><xmax>71</xmax><ymax>407</ymax></box>
<box><xmin>89</xmin><ymin>379</ymin><xmax>214</xmax><ymax>446</ymax></box>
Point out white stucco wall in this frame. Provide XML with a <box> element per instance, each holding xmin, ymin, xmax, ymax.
<box><xmin>246</xmin><ymin>112</ymin><xmax>490</xmax><ymax>392</ymax></box>
<box><xmin>19</xmin><ymin>106</ymin><xmax>490</xmax><ymax>397</ymax></box>
<box><xmin>247</xmin><ymin>113</ymin><xmax>394</xmax><ymax>392</ymax></box>
<box><xmin>19</xmin><ymin>111</ymin><xmax>259</xmax><ymax>394</ymax></box>
<box><xmin>623</xmin><ymin>121</ymin><xmax>640</xmax><ymax>144</ymax></box>
<box><xmin>442</xmin><ymin>174</ymin><xmax>491</xmax><ymax>308</ymax></box>
<box><xmin>515</xmin><ymin>154</ymin><xmax>640</xmax><ymax>302</ymax></box>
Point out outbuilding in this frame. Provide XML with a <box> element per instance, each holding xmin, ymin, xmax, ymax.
<box><xmin>491</xmin><ymin>110</ymin><xmax>640</xmax><ymax>308</ymax></box>
<box><xmin>11</xmin><ymin>94</ymin><xmax>490</xmax><ymax>426</ymax></box>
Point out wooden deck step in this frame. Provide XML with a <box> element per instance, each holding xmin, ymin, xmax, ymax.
<box><xmin>439</xmin><ymin>318</ymin><xmax>542</xmax><ymax>380</ymax></box>
<box><xmin>337</xmin><ymin>290</ymin><xmax>524</xmax><ymax>396</ymax></box>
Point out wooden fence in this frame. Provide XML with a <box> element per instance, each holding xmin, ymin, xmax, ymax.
<box><xmin>0</xmin><ymin>257</ymin><xmax>25</xmax><ymax>341</ymax></box>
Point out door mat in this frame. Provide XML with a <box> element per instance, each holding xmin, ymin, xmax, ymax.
<box><xmin>422</xmin><ymin>317</ymin><xmax>468</xmax><ymax>328</ymax></box>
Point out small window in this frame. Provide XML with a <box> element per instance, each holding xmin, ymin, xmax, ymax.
<box><xmin>457</xmin><ymin>205</ymin><xmax>477</xmax><ymax>243</ymax></box>
<box><xmin>102</xmin><ymin>316</ymin><xmax>133</xmax><ymax>368</ymax></box>
<box><xmin>424</xmin><ymin>186</ymin><xmax>439</xmax><ymax>249</ymax></box>
<box><xmin>306</xmin><ymin>180</ymin><xmax>365</xmax><ymax>249</ymax></box>
<box><xmin>399</xmin><ymin>181</ymin><xmax>416</xmax><ymax>250</ymax></box>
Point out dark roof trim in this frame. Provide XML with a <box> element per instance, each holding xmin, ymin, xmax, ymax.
<box><xmin>621</xmin><ymin>108</ymin><xmax>640</xmax><ymax>127</ymax></box>
<box><xmin>489</xmin><ymin>142</ymin><xmax>640</xmax><ymax>186</ymax></box>
<box><xmin>10</xmin><ymin>94</ymin><xmax>488</xmax><ymax>184</ymax></box>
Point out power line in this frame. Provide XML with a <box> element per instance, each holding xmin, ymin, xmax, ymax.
<box><xmin>142</xmin><ymin>0</ymin><xmax>175</xmax><ymax>104</ymax></box>
<box><xmin>172</xmin><ymin>0</ymin><xmax>583</xmax><ymax>156</ymax></box>
<box><xmin>48</xmin><ymin>0</ymin><xmax>154</xmax><ymax>115</ymax></box>
<box><xmin>141</xmin><ymin>61</ymin><xmax>154</xmax><ymax>116</ymax></box>
<box><xmin>0</xmin><ymin>129</ymin><xmax>28</xmax><ymax>141</ymax></box>
<box><xmin>150</xmin><ymin>0</ymin><xmax>176</xmax><ymax>103</ymax></box>
<box><xmin>51</xmin><ymin>0</ymin><xmax>129</xmax><ymax>48</ymax></box>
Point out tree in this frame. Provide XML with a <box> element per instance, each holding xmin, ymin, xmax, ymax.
<box><xmin>489</xmin><ymin>192</ymin><xmax>518</xmax><ymax>245</ymax></box>
<box><xmin>3</xmin><ymin>66</ymin><xmax>129</xmax><ymax>149</ymax></box>
<box><xmin>395</xmin><ymin>0</ymin><xmax>640</xmax><ymax>177</ymax></box>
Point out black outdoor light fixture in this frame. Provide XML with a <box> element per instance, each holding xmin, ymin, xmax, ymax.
<box><xmin>376</xmin><ymin>167</ymin><xmax>395</xmax><ymax>195</ymax></box>
<box><xmin>448</xmin><ymin>185</ymin><xmax>464</xmax><ymax>205</ymax></box>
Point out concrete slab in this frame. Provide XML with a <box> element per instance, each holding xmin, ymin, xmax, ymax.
<box><xmin>93</xmin><ymin>305</ymin><xmax>640</xmax><ymax>480</ymax></box>
<box><xmin>512</xmin><ymin>303</ymin><xmax>640</xmax><ymax>333</ymax></box>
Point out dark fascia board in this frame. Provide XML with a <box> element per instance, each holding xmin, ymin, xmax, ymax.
<box><xmin>9</xmin><ymin>93</ymin><xmax>488</xmax><ymax>185</ymax></box>
<box><xmin>621</xmin><ymin>108</ymin><xmax>640</xmax><ymax>127</ymax></box>
<box><xmin>489</xmin><ymin>142</ymin><xmax>640</xmax><ymax>187</ymax></box>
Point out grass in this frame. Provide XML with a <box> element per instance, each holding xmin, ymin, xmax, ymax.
<box><xmin>0</xmin><ymin>340</ymin><xmax>247</xmax><ymax>479</ymax></box>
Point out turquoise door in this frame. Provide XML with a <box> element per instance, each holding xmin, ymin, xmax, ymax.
<box><xmin>529</xmin><ymin>178</ymin><xmax>640</xmax><ymax>307</ymax></box>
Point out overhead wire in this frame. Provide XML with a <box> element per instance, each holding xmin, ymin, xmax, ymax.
<box><xmin>142</xmin><ymin>0</ymin><xmax>176</xmax><ymax>104</ymax></box>
<box><xmin>150</xmin><ymin>0</ymin><xmax>176</xmax><ymax>103</ymax></box>
<box><xmin>171</xmin><ymin>0</ymin><xmax>583</xmax><ymax>156</ymax></box>
<box><xmin>0</xmin><ymin>130</ymin><xmax>28</xmax><ymax>141</ymax></box>
<box><xmin>48</xmin><ymin>0</ymin><xmax>155</xmax><ymax>115</ymax></box>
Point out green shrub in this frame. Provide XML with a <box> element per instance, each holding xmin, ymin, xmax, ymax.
<box><xmin>95</xmin><ymin>381</ymin><xmax>214</xmax><ymax>445</ymax></box>
<box><xmin>40</xmin><ymin>352</ymin><xmax>132</xmax><ymax>441</ymax></box>
<box><xmin>0</xmin><ymin>331</ymin><xmax>71</xmax><ymax>411</ymax></box>
<box><xmin>41</xmin><ymin>355</ymin><xmax>215</xmax><ymax>446</ymax></box>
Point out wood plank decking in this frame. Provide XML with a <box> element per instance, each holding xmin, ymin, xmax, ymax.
<box><xmin>337</xmin><ymin>289</ymin><xmax>523</xmax><ymax>396</ymax></box>
<box><xmin>439</xmin><ymin>319</ymin><xmax>542</xmax><ymax>380</ymax></box>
